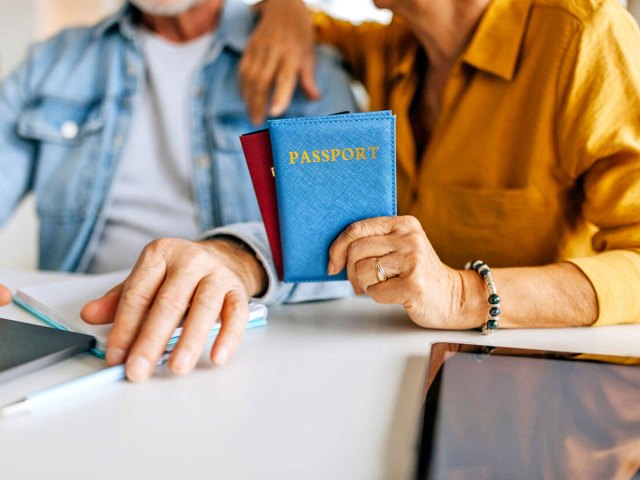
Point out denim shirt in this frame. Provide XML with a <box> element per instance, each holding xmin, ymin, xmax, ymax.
<box><xmin>0</xmin><ymin>1</ymin><xmax>356</xmax><ymax>303</ymax></box>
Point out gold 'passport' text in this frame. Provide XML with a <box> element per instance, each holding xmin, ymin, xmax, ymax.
<box><xmin>288</xmin><ymin>146</ymin><xmax>380</xmax><ymax>165</ymax></box>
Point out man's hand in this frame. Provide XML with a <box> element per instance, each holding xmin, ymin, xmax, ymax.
<box><xmin>81</xmin><ymin>238</ymin><xmax>267</xmax><ymax>382</ymax></box>
<box><xmin>0</xmin><ymin>285</ymin><xmax>11</xmax><ymax>306</ymax></box>
<box><xmin>328</xmin><ymin>216</ymin><xmax>481</xmax><ymax>330</ymax></box>
<box><xmin>239</xmin><ymin>0</ymin><xmax>319</xmax><ymax>125</ymax></box>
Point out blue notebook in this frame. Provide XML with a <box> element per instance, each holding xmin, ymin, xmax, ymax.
<box><xmin>268</xmin><ymin>111</ymin><xmax>397</xmax><ymax>282</ymax></box>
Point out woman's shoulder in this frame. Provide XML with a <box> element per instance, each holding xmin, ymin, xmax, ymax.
<box><xmin>531</xmin><ymin>0</ymin><xmax>633</xmax><ymax>28</ymax></box>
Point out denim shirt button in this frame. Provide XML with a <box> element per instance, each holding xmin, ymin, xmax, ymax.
<box><xmin>194</xmin><ymin>87</ymin><xmax>205</xmax><ymax>97</ymax></box>
<box><xmin>197</xmin><ymin>155</ymin><xmax>210</xmax><ymax>168</ymax></box>
<box><xmin>61</xmin><ymin>121</ymin><xmax>79</xmax><ymax>139</ymax></box>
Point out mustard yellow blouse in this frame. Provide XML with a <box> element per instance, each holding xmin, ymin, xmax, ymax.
<box><xmin>314</xmin><ymin>0</ymin><xmax>640</xmax><ymax>326</ymax></box>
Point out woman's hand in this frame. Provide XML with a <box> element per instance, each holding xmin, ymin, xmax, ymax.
<box><xmin>328</xmin><ymin>216</ymin><xmax>480</xmax><ymax>330</ymax></box>
<box><xmin>239</xmin><ymin>0</ymin><xmax>319</xmax><ymax>125</ymax></box>
<box><xmin>0</xmin><ymin>284</ymin><xmax>11</xmax><ymax>306</ymax></box>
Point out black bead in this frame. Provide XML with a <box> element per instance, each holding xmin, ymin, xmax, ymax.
<box><xmin>479</xmin><ymin>268</ymin><xmax>490</xmax><ymax>278</ymax></box>
<box><xmin>487</xmin><ymin>319</ymin><xmax>499</xmax><ymax>330</ymax></box>
<box><xmin>488</xmin><ymin>294</ymin><xmax>501</xmax><ymax>305</ymax></box>
<box><xmin>472</xmin><ymin>260</ymin><xmax>484</xmax><ymax>271</ymax></box>
<box><xmin>490</xmin><ymin>307</ymin><xmax>500</xmax><ymax>317</ymax></box>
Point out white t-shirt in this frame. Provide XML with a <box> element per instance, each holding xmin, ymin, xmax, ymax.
<box><xmin>89</xmin><ymin>29</ymin><xmax>213</xmax><ymax>273</ymax></box>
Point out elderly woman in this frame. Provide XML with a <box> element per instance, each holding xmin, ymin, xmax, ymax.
<box><xmin>241</xmin><ymin>0</ymin><xmax>640</xmax><ymax>330</ymax></box>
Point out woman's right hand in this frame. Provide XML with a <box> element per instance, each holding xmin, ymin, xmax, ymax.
<box><xmin>239</xmin><ymin>0</ymin><xmax>319</xmax><ymax>125</ymax></box>
<box><xmin>0</xmin><ymin>284</ymin><xmax>11</xmax><ymax>306</ymax></box>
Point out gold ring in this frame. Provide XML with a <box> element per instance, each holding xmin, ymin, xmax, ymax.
<box><xmin>375</xmin><ymin>258</ymin><xmax>388</xmax><ymax>282</ymax></box>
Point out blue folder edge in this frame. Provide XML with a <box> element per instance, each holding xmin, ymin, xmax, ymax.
<box><xmin>13</xmin><ymin>296</ymin><xmax>268</xmax><ymax>359</ymax></box>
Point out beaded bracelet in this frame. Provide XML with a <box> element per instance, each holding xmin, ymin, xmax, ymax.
<box><xmin>464</xmin><ymin>259</ymin><xmax>501</xmax><ymax>335</ymax></box>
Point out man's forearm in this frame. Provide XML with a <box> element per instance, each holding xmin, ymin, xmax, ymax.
<box><xmin>461</xmin><ymin>262</ymin><xmax>598</xmax><ymax>329</ymax></box>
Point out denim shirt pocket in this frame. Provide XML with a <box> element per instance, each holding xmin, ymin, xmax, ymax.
<box><xmin>205</xmin><ymin>112</ymin><xmax>259</xmax><ymax>224</ymax></box>
<box><xmin>17</xmin><ymin>96</ymin><xmax>109</xmax><ymax>220</ymax></box>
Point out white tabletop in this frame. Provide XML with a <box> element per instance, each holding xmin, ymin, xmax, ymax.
<box><xmin>1</xmin><ymin>268</ymin><xmax>639</xmax><ymax>480</ymax></box>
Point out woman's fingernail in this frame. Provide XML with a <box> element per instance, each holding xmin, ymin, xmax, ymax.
<box><xmin>213</xmin><ymin>345</ymin><xmax>229</xmax><ymax>366</ymax></box>
<box><xmin>126</xmin><ymin>356</ymin><xmax>152</xmax><ymax>382</ymax></box>
<box><xmin>106</xmin><ymin>348</ymin><xmax>127</xmax><ymax>366</ymax></box>
<box><xmin>171</xmin><ymin>350</ymin><xmax>193</xmax><ymax>374</ymax></box>
<box><xmin>270</xmin><ymin>103</ymin><xmax>284</xmax><ymax>117</ymax></box>
<box><xmin>327</xmin><ymin>263</ymin><xmax>336</xmax><ymax>275</ymax></box>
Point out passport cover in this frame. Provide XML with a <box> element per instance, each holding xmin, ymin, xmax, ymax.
<box><xmin>240</xmin><ymin>129</ymin><xmax>284</xmax><ymax>280</ymax></box>
<box><xmin>269</xmin><ymin>111</ymin><xmax>397</xmax><ymax>282</ymax></box>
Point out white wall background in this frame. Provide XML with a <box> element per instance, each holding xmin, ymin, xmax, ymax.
<box><xmin>0</xmin><ymin>0</ymin><xmax>637</xmax><ymax>270</ymax></box>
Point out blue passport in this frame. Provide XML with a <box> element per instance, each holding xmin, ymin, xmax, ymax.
<box><xmin>268</xmin><ymin>111</ymin><xmax>397</xmax><ymax>282</ymax></box>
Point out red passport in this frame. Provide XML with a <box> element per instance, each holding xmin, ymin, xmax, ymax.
<box><xmin>240</xmin><ymin>129</ymin><xmax>284</xmax><ymax>280</ymax></box>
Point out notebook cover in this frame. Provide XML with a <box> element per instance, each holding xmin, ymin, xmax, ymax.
<box><xmin>0</xmin><ymin>318</ymin><xmax>95</xmax><ymax>384</ymax></box>
<box><xmin>268</xmin><ymin>111</ymin><xmax>397</xmax><ymax>282</ymax></box>
<box><xmin>240</xmin><ymin>129</ymin><xmax>284</xmax><ymax>280</ymax></box>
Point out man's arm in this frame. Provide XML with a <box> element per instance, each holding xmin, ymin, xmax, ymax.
<box><xmin>0</xmin><ymin>56</ymin><xmax>38</xmax><ymax>306</ymax></box>
<box><xmin>0</xmin><ymin>57</ymin><xmax>37</xmax><ymax>225</ymax></box>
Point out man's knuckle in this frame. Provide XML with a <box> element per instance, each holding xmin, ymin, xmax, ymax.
<box><xmin>154</xmin><ymin>293</ymin><xmax>187</xmax><ymax>315</ymax></box>
<box><xmin>189</xmin><ymin>248</ymin><xmax>212</xmax><ymax>266</ymax></box>
<box><xmin>143</xmin><ymin>238</ymin><xmax>171</xmax><ymax>256</ymax></box>
<box><xmin>121</xmin><ymin>288</ymin><xmax>153</xmax><ymax>309</ymax></box>
<box><xmin>190</xmin><ymin>296</ymin><xmax>217</xmax><ymax>313</ymax></box>
<box><xmin>227</xmin><ymin>289</ymin><xmax>247</xmax><ymax>305</ymax></box>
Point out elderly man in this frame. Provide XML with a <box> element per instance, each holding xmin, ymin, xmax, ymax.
<box><xmin>0</xmin><ymin>0</ymin><xmax>355</xmax><ymax>380</ymax></box>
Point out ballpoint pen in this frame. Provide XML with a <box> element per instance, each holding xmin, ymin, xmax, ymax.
<box><xmin>0</xmin><ymin>353</ymin><xmax>170</xmax><ymax>419</ymax></box>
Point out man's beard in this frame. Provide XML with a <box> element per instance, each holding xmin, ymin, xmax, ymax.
<box><xmin>129</xmin><ymin>0</ymin><xmax>206</xmax><ymax>17</ymax></box>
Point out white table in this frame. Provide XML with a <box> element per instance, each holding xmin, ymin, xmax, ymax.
<box><xmin>1</xmin><ymin>268</ymin><xmax>639</xmax><ymax>480</ymax></box>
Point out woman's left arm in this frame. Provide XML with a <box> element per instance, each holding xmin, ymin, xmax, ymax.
<box><xmin>328</xmin><ymin>216</ymin><xmax>597</xmax><ymax>330</ymax></box>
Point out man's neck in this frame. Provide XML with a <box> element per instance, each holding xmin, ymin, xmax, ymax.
<box><xmin>140</xmin><ymin>0</ymin><xmax>223</xmax><ymax>43</ymax></box>
<box><xmin>396</xmin><ymin>0</ymin><xmax>491</xmax><ymax>75</ymax></box>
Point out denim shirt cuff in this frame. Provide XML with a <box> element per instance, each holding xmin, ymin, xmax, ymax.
<box><xmin>200</xmin><ymin>222</ymin><xmax>294</xmax><ymax>305</ymax></box>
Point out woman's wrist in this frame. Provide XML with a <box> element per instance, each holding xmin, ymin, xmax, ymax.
<box><xmin>458</xmin><ymin>269</ymin><xmax>489</xmax><ymax>329</ymax></box>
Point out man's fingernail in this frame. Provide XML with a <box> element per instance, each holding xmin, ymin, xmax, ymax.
<box><xmin>106</xmin><ymin>348</ymin><xmax>127</xmax><ymax>365</ymax></box>
<box><xmin>213</xmin><ymin>346</ymin><xmax>229</xmax><ymax>366</ymax></box>
<box><xmin>126</xmin><ymin>356</ymin><xmax>152</xmax><ymax>382</ymax></box>
<box><xmin>171</xmin><ymin>350</ymin><xmax>193</xmax><ymax>374</ymax></box>
<box><xmin>327</xmin><ymin>263</ymin><xmax>336</xmax><ymax>275</ymax></box>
